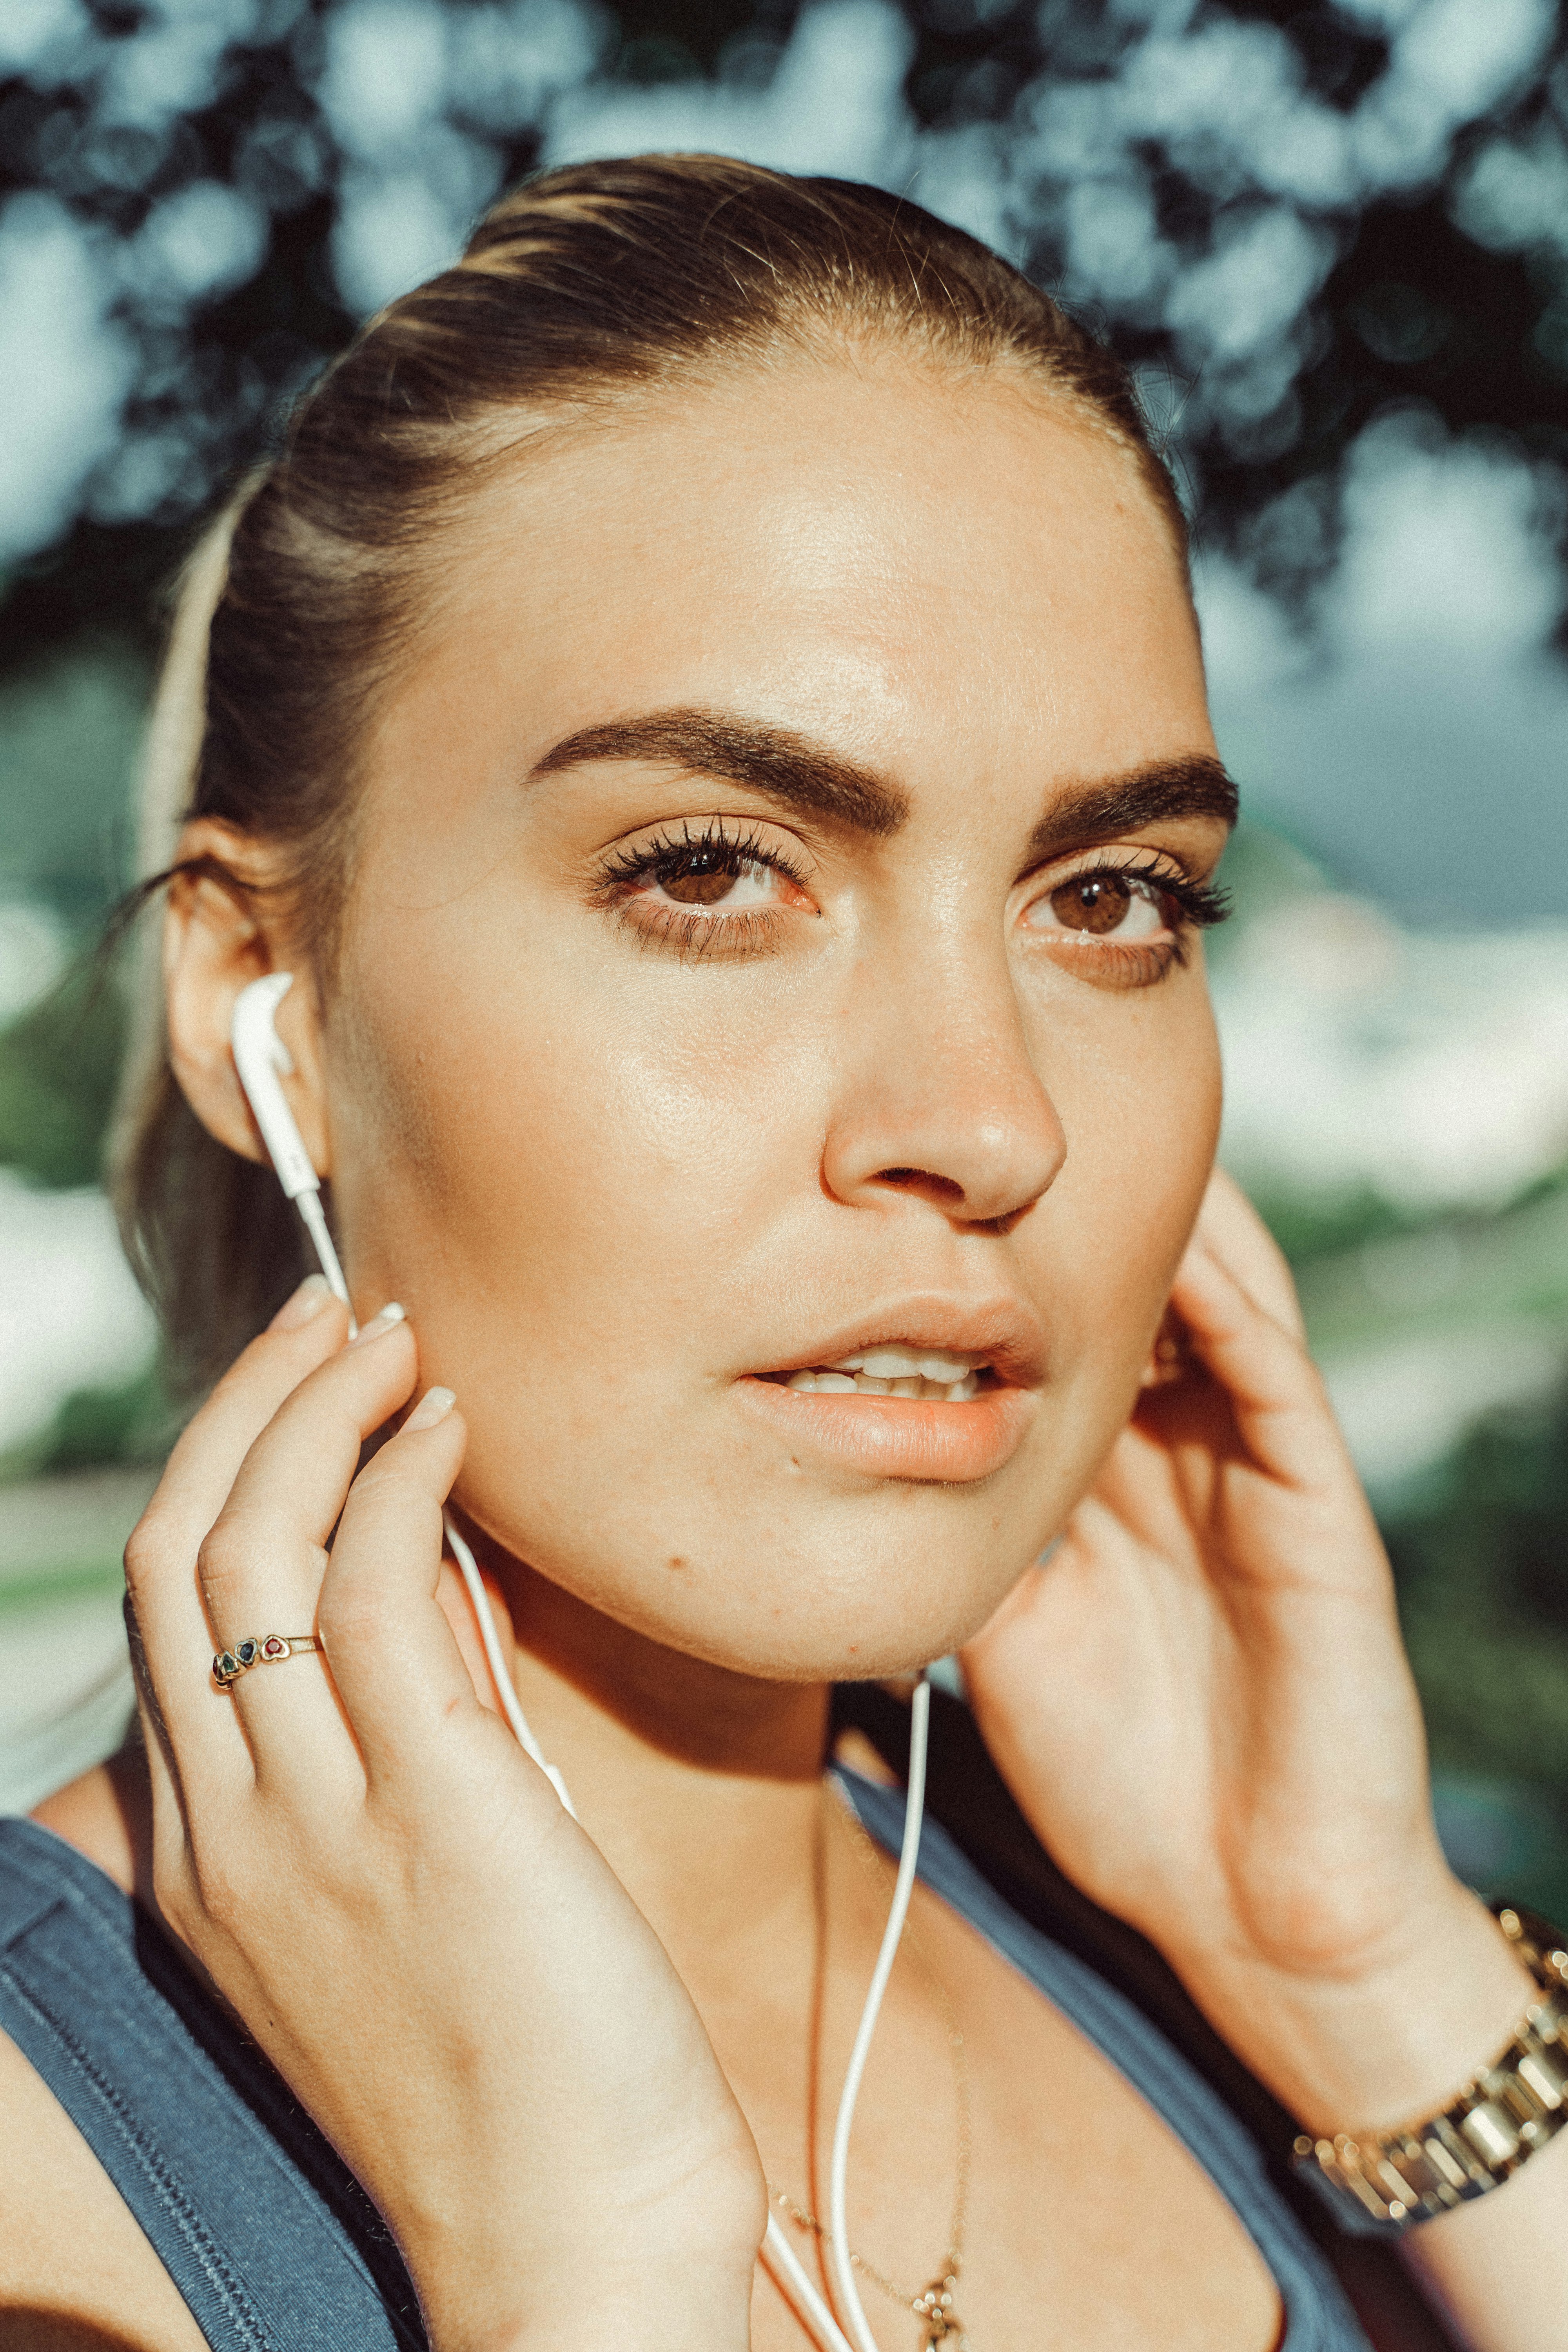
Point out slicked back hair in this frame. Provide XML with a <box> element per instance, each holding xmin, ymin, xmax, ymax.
<box><xmin>114</xmin><ymin>154</ymin><xmax>1190</xmax><ymax>1388</ymax></box>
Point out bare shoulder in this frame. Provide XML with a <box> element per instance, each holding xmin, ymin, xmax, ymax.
<box><xmin>0</xmin><ymin>2024</ymin><xmax>206</xmax><ymax>2349</ymax></box>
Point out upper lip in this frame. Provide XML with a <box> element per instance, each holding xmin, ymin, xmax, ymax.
<box><xmin>750</xmin><ymin>1295</ymin><xmax>1047</xmax><ymax>1389</ymax></box>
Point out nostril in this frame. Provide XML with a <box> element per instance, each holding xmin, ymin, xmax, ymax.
<box><xmin>875</xmin><ymin>1167</ymin><xmax>964</xmax><ymax>1204</ymax></box>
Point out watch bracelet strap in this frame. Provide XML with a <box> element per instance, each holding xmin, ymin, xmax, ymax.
<box><xmin>1291</xmin><ymin>1902</ymin><xmax>1568</xmax><ymax>2234</ymax></box>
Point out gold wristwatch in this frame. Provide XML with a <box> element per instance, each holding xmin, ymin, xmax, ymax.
<box><xmin>1292</xmin><ymin>1903</ymin><xmax>1568</xmax><ymax>2232</ymax></box>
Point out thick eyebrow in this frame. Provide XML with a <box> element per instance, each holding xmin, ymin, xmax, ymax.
<box><xmin>1022</xmin><ymin>755</ymin><xmax>1238</xmax><ymax>867</ymax></box>
<box><xmin>529</xmin><ymin>709</ymin><xmax>909</xmax><ymax>837</ymax></box>
<box><xmin>530</xmin><ymin>710</ymin><xmax>1237</xmax><ymax>859</ymax></box>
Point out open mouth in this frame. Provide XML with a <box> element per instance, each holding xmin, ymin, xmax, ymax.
<box><xmin>740</xmin><ymin>1326</ymin><xmax>1034</xmax><ymax>1480</ymax></box>
<box><xmin>762</xmin><ymin>1346</ymin><xmax>993</xmax><ymax>1401</ymax></box>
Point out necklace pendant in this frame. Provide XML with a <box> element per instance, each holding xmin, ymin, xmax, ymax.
<box><xmin>913</xmin><ymin>2272</ymin><xmax>965</xmax><ymax>2347</ymax></box>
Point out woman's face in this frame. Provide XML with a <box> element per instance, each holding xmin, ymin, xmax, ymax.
<box><xmin>324</xmin><ymin>348</ymin><xmax>1229</xmax><ymax>1678</ymax></box>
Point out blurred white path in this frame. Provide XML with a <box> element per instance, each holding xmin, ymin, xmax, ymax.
<box><xmin>0</xmin><ymin>1465</ymin><xmax>152</xmax><ymax>1813</ymax></box>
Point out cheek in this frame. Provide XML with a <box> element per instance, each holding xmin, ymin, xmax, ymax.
<box><xmin>333</xmin><ymin>922</ymin><xmax>838</xmax><ymax>1363</ymax></box>
<box><xmin>1023</xmin><ymin>981</ymin><xmax>1222</xmax><ymax>1397</ymax></box>
<box><xmin>326</xmin><ymin>924</ymin><xmax>1223</xmax><ymax>1679</ymax></box>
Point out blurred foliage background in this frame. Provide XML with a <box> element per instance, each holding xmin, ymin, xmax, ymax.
<box><xmin>2</xmin><ymin>0</ymin><xmax>1568</xmax><ymax>1910</ymax></box>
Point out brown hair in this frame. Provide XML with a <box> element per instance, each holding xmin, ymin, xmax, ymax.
<box><xmin>111</xmin><ymin>153</ymin><xmax>1190</xmax><ymax>1392</ymax></box>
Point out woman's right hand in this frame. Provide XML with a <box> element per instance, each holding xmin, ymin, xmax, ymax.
<box><xmin>123</xmin><ymin>1276</ymin><xmax>764</xmax><ymax>2352</ymax></box>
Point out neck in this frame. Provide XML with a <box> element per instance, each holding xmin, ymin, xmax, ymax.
<box><xmin>468</xmin><ymin>1522</ymin><xmax>835</xmax><ymax>1995</ymax></box>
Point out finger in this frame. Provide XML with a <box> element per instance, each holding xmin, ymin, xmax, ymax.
<box><xmin>198</xmin><ymin>1306</ymin><xmax>421</xmax><ymax>1782</ymax></box>
<box><xmin>1191</xmin><ymin>1168</ymin><xmax>1307</xmax><ymax>1339</ymax></box>
<box><xmin>125</xmin><ymin>1575</ymin><xmax>257</xmax><ymax>1951</ymax></box>
<box><xmin>1168</xmin><ymin>1231</ymin><xmax>1354</xmax><ymax>1492</ymax></box>
<box><xmin>123</xmin><ymin>1276</ymin><xmax>350</xmax><ymax>1770</ymax></box>
<box><xmin>123</xmin><ymin>1586</ymin><xmax>206</xmax><ymax>1847</ymax></box>
<box><xmin>436</xmin><ymin>1558</ymin><xmax>516</xmax><ymax>1718</ymax></box>
<box><xmin>123</xmin><ymin>1646</ymin><xmax>254</xmax><ymax>1991</ymax></box>
<box><xmin>315</xmin><ymin>1388</ymin><xmax>504</xmax><ymax>1790</ymax></box>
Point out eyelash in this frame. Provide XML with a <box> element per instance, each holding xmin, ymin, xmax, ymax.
<box><xmin>589</xmin><ymin>819</ymin><xmax>812</xmax><ymax>962</ymax></box>
<box><xmin>589</xmin><ymin>824</ymin><xmax>1231</xmax><ymax>975</ymax></box>
<box><xmin>1046</xmin><ymin>850</ymin><xmax>1230</xmax><ymax>982</ymax></box>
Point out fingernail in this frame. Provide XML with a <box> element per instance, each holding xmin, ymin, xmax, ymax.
<box><xmin>404</xmin><ymin>1385</ymin><xmax>456</xmax><ymax>1432</ymax></box>
<box><xmin>269</xmin><ymin>1274</ymin><xmax>334</xmax><ymax>1331</ymax></box>
<box><xmin>349</xmin><ymin>1301</ymin><xmax>407</xmax><ymax>1347</ymax></box>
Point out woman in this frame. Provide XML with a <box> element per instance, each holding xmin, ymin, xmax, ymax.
<box><xmin>0</xmin><ymin>157</ymin><xmax>1561</xmax><ymax>2351</ymax></box>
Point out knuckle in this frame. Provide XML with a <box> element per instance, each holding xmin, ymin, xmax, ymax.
<box><xmin>195</xmin><ymin>1522</ymin><xmax>252</xmax><ymax>1605</ymax></box>
<box><xmin>122</xmin><ymin>1513</ymin><xmax>171</xmax><ymax>1595</ymax></box>
<box><xmin>344</xmin><ymin>1456</ymin><xmax>419</xmax><ymax>1515</ymax></box>
<box><xmin>316</xmin><ymin>1586</ymin><xmax>379</xmax><ymax>1651</ymax></box>
<box><xmin>185</xmin><ymin>1840</ymin><xmax>245</xmax><ymax>1933</ymax></box>
<box><xmin>151</xmin><ymin>1847</ymin><xmax>203</xmax><ymax>1940</ymax></box>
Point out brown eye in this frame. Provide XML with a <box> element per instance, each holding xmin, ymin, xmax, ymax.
<box><xmin>1021</xmin><ymin>868</ymin><xmax>1170</xmax><ymax>946</ymax></box>
<box><xmin>1051</xmin><ymin>875</ymin><xmax>1133</xmax><ymax>934</ymax></box>
<box><xmin>662</xmin><ymin>856</ymin><xmax>742</xmax><ymax>906</ymax></box>
<box><xmin>599</xmin><ymin>825</ymin><xmax>819</xmax><ymax>938</ymax></box>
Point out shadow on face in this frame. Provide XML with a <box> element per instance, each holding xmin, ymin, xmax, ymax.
<box><xmin>323</xmin><ymin>344</ymin><xmax>1230</xmax><ymax>1681</ymax></box>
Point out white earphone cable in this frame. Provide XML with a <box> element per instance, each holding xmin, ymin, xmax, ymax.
<box><xmin>825</xmin><ymin>1674</ymin><xmax>930</xmax><ymax>2352</ymax></box>
<box><xmin>296</xmin><ymin>1189</ymin><xmax>350</xmax><ymax>1314</ymax></box>
<box><xmin>762</xmin><ymin>2213</ymin><xmax>859</xmax><ymax>2352</ymax></box>
<box><xmin>758</xmin><ymin>1674</ymin><xmax>930</xmax><ymax>2352</ymax></box>
<box><xmin>280</xmin><ymin>1163</ymin><xmax>579</xmax><ymax>1820</ymax></box>
<box><xmin>263</xmin><ymin>1016</ymin><xmax>924</xmax><ymax>2352</ymax></box>
<box><xmin>442</xmin><ymin>1515</ymin><xmax>579</xmax><ymax>1820</ymax></box>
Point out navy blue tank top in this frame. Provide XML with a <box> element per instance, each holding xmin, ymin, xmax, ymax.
<box><xmin>0</xmin><ymin>1715</ymin><xmax>1423</xmax><ymax>2347</ymax></box>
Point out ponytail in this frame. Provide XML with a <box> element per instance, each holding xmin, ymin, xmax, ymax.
<box><xmin>109</xmin><ymin>486</ymin><xmax>310</xmax><ymax>1392</ymax></box>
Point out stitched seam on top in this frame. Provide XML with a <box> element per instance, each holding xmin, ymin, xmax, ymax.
<box><xmin>129</xmin><ymin>1915</ymin><xmax>428</xmax><ymax>2347</ymax></box>
<box><xmin>1</xmin><ymin>1824</ymin><xmax>426</xmax><ymax>2352</ymax></box>
<box><xmin>0</xmin><ymin>1958</ymin><xmax>275</xmax><ymax>2352</ymax></box>
<box><xmin>0</xmin><ymin>1884</ymin><xmax>68</xmax><ymax>1953</ymax></box>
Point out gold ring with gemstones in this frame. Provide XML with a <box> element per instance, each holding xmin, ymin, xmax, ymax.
<box><xmin>212</xmin><ymin>1635</ymin><xmax>320</xmax><ymax>1687</ymax></box>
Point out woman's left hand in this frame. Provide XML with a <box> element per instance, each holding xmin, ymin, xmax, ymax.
<box><xmin>961</xmin><ymin>1167</ymin><xmax>1529</xmax><ymax>2134</ymax></box>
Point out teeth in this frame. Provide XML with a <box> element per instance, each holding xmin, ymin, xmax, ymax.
<box><xmin>827</xmin><ymin>1346</ymin><xmax>980</xmax><ymax>1383</ymax></box>
<box><xmin>783</xmin><ymin>1368</ymin><xmax>982</xmax><ymax>1401</ymax></box>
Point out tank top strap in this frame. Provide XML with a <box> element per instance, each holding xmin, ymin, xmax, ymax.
<box><xmin>837</xmin><ymin>1770</ymin><xmax>1377</xmax><ymax>2352</ymax></box>
<box><xmin>0</xmin><ymin>1815</ymin><xmax>425</xmax><ymax>2351</ymax></box>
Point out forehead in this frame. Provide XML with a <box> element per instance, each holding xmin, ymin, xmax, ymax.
<box><xmin>397</xmin><ymin>350</ymin><xmax>1211</xmax><ymax>808</ymax></box>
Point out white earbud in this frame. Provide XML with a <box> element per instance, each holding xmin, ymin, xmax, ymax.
<box><xmin>228</xmin><ymin>969</ymin><xmax>581</xmax><ymax>1809</ymax></box>
<box><xmin>230</xmin><ymin>972</ymin><xmax>352</xmax><ymax>1314</ymax></box>
<box><xmin>230</xmin><ymin>973</ymin><xmax>920</xmax><ymax>2352</ymax></box>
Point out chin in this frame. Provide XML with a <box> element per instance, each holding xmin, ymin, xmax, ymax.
<box><xmin>467</xmin><ymin>1468</ymin><xmax>1047</xmax><ymax>1684</ymax></box>
<box><xmin>457</xmin><ymin>1362</ymin><xmax>1128</xmax><ymax>1681</ymax></box>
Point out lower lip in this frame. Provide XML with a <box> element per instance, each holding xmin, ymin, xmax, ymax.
<box><xmin>734</xmin><ymin>1377</ymin><xmax>1035</xmax><ymax>1482</ymax></box>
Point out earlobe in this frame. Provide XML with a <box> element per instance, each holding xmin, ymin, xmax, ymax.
<box><xmin>162</xmin><ymin>824</ymin><xmax>333</xmax><ymax>1178</ymax></box>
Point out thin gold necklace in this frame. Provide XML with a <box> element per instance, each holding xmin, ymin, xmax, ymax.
<box><xmin>769</xmin><ymin>1783</ymin><xmax>972</xmax><ymax>2348</ymax></box>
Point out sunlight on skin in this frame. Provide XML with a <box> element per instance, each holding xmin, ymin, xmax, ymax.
<box><xmin>312</xmin><ymin>353</ymin><xmax>1226</xmax><ymax>1689</ymax></box>
<box><xmin>131</xmin><ymin>348</ymin><xmax>1253</xmax><ymax>2349</ymax></box>
<box><xmin>19</xmin><ymin>343</ymin><xmax>1557</xmax><ymax>2352</ymax></box>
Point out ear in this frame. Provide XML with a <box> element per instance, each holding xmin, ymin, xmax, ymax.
<box><xmin>163</xmin><ymin>820</ymin><xmax>334</xmax><ymax>1179</ymax></box>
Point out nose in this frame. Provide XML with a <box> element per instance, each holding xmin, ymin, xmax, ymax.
<box><xmin>820</xmin><ymin>949</ymin><xmax>1066</xmax><ymax>1230</ymax></box>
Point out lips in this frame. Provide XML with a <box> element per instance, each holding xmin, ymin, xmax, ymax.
<box><xmin>735</xmin><ymin>1296</ymin><xmax>1044</xmax><ymax>1483</ymax></box>
<box><xmin>751</xmin><ymin>1297</ymin><xmax>1046</xmax><ymax>1393</ymax></box>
